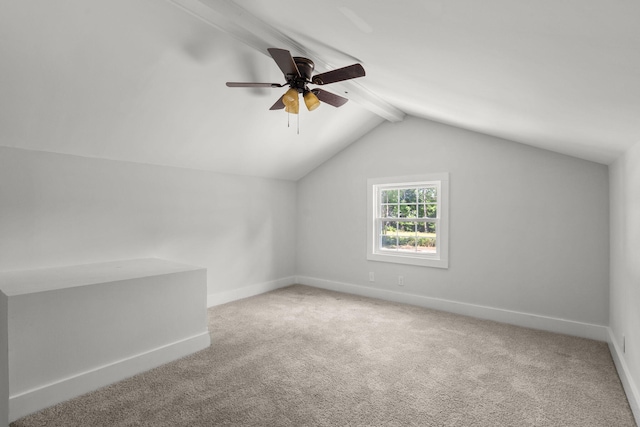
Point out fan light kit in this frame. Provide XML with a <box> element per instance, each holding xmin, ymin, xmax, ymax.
<box><xmin>226</xmin><ymin>48</ymin><xmax>365</xmax><ymax>131</ymax></box>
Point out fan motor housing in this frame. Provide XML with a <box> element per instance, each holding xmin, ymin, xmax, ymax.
<box><xmin>292</xmin><ymin>57</ymin><xmax>315</xmax><ymax>88</ymax></box>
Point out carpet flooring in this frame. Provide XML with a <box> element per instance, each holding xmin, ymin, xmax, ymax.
<box><xmin>12</xmin><ymin>285</ymin><xmax>636</xmax><ymax>426</ymax></box>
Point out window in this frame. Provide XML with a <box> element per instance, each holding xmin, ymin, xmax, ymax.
<box><xmin>367</xmin><ymin>173</ymin><xmax>449</xmax><ymax>268</ymax></box>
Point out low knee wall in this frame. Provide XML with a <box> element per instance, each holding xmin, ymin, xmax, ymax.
<box><xmin>0</xmin><ymin>258</ymin><xmax>211</xmax><ymax>424</ymax></box>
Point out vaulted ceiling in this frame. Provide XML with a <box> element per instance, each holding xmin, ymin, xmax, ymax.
<box><xmin>2</xmin><ymin>0</ymin><xmax>639</xmax><ymax>180</ymax></box>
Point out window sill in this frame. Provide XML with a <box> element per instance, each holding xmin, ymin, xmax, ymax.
<box><xmin>367</xmin><ymin>252</ymin><xmax>449</xmax><ymax>268</ymax></box>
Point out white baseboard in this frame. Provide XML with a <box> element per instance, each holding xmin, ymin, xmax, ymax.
<box><xmin>296</xmin><ymin>276</ymin><xmax>609</xmax><ymax>342</ymax></box>
<box><xmin>207</xmin><ymin>276</ymin><xmax>296</xmax><ymax>308</ymax></box>
<box><xmin>608</xmin><ymin>328</ymin><xmax>640</xmax><ymax>426</ymax></box>
<box><xmin>9</xmin><ymin>332</ymin><xmax>211</xmax><ymax>422</ymax></box>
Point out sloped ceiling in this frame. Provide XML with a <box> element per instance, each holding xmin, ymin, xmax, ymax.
<box><xmin>2</xmin><ymin>0</ymin><xmax>640</xmax><ymax>180</ymax></box>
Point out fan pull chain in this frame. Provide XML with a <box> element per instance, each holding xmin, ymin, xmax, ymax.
<box><xmin>284</xmin><ymin>112</ymin><xmax>300</xmax><ymax>134</ymax></box>
<box><xmin>285</xmin><ymin>111</ymin><xmax>300</xmax><ymax>134</ymax></box>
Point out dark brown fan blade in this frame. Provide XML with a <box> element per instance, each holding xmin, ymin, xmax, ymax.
<box><xmin>269</xmin><ymin>96</ymin><xmax>285</xmax><ymax>110</ymax></box>
<box><xmin>267</xmin><ymin>48</ymin><xmax>301</xmax><ymax>78</ymax></box>
<box><xmin>312</xmin><ymin>89</ymin><xmax>348</xmax><ymax>107</ymax></box>
<box><xmin>226</xmin><ymin>82</ymin><xmax>283</xmax><ymax>88</ymax></box>
<box><xmin>311</xmin><ymin>64</ymin><xmax>365</xmax><ymax>85</ymax></box>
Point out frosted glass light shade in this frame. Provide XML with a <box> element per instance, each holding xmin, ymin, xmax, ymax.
<box><xmin>304</xmin><ymin>91</ymin><xmax>320</xmax><ymax>111</ymax></box>
<box><xmin>282</xmin><ymin>88</ymin><xmax>299</xmax><ymax>107</ymax></box>
<box><xmin>285</xmin><ymin>102</ymin><xmax>299</xmax><ymax>114</ymax></box>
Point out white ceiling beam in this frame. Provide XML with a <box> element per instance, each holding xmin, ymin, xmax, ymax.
<box><xmin>167</xmin><ymin>0</ymin><xmax>406</xmax><ymax>122</ymax></box>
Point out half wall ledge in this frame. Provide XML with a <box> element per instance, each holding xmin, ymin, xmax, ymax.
<box><xmin>0</xmin><ymin>258</ymin><xmax>211</xmax><ymax>425</ymax></box>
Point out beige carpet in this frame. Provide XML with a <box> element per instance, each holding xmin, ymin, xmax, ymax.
<box><xmin>12</xmin><ymin>285</ymin><xmax>636</xmax><ymax>426</ymax></box>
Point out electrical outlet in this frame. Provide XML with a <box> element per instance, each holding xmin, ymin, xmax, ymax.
<box><xmin>369</xmin><ymin>272</ymin><xmax>375</xmax><ymax>282</ymax></box>
<box><xmin>398</xmin><ymin>275</ymin><xmax>404</xmax><ymax>286</ymax></box>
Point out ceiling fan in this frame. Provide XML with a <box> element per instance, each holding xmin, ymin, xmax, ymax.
<box><xmin>226</xmin><ymin>48</ymin><xmax>365</xmax><ymax>114</ymax></box>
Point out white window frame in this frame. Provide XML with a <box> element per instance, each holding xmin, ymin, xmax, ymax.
<box><xmin>367</xmin><ymin>173</ymin><xmax>449</xmax><ymax>268</ymax></box>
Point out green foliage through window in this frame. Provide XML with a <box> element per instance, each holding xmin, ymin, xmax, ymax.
<box><xmin>378</xmin><ymin>185</ymin><xmax>438</xmax><ymax>254</ymax></box>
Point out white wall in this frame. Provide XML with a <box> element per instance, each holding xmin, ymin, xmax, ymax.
<box><xmin>0</xmin><ymin>147</ymin><xmax>297</xmax><ymax>299</ymax></box>
<box><xmin>296</xmin><ymin>117</ymin><xmax>609</xmax><ymax>328</ymax></box>
<box><xmin>0</xmin><ymin>292</ymin><xmax>7</xmax><ymax>427</ymax></box>
<box><xmin>609</xmin><ymin>140</ymin><xmax>640</xmax><ymax>417</ymax></box>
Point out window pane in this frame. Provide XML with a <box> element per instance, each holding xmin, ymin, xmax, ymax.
<box><xmin>381</xmin><ymin>235</ymin><xmax>396</xmax><ymax>250</ymax></box>
<box><xmin>398</xmin><ymin>221</ymin><xmax>415</xmax><ymax>233</ymax></box>
<box><xmin>395</xmin><ymin>222</ymin><xmax>417</xmax><ymax>253</ymax></box>
<box><xmin>417</xmin><ymin>188</ymin><xmax>425</xmax><ymax>204</ymax></box>
<box><xmin>425</xmin><ymin>203</ymin><xmax>437</xmax><ymax>218</ymax></box>
<box><xmin>381</xmin><ymin>204</ymin><xmax>398</xmax><ymax>218</ymax></box>
<box><xmin>382</xmin><ymin>220</ymin><xmax>397</xmax><ymax>234</ymax></box>
<box><xmin>418</xmin><ymin>189</ymin><xmax>437</xmax><ymax>218</ymax></box>
<box><xmin>400</xmin><ymin>203</ymin><xmax>418</xmax><ymax>218</ymax></box>
<box><xmin>400</xmin><ymin>188</ymin><xmax>416</xmax><ymax>203</ymax></box>
<box><xmin>419</xmin><ymin>187</ymin><xmax>437</xmax><ymax>203</ymax></box>
<box><xmin>380</xmin><ymin>221</ymin><xmax>397</xmax><ymax>250</ymax></box>
<box><xmin>418</xmin><ymin>203</ymin><xmax>438</xmax><ymax>218</ymax></box>
<box><xmin>417</xmin><ymin>222</ymin><xmax>437</xmax><ymax>253</ymax></box>
<box><xmin>381</xmin><ymin>189</ymin><xmax>397</xmax><ymax>204</ymax></box>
